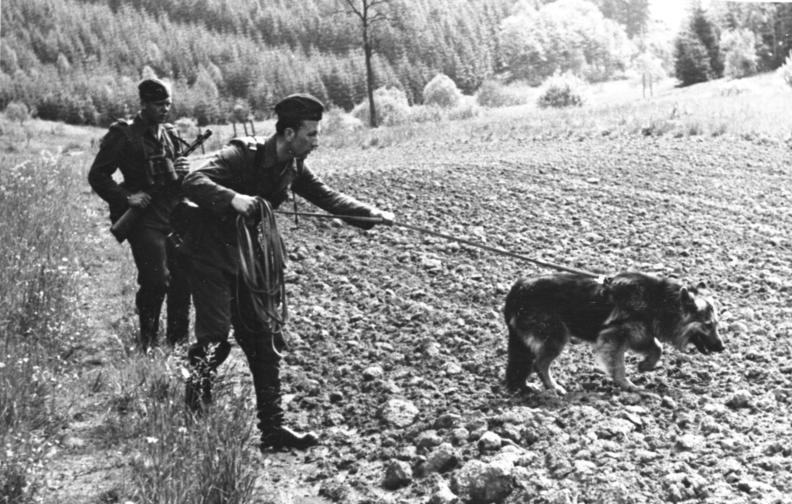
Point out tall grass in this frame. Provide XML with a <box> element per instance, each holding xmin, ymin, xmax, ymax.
<box><xmin>0</xmin><ymin>149</ymin><xmax>83</xmax><ymax>503</ymax></box>
<box><xmin>1</xmin><ymin>115</ymin><xmax>259</xmax><ymax>503</ymax></box>
<box><xmin>88</xmin><ymin>356</ymin><xmax>258</xmax><ymax>504</ymax></box>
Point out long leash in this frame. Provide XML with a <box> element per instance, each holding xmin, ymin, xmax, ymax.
<box><xmin>275</xmin><ymin>210</ymin><xmax>602</xmax><ymax>278</ymax></box>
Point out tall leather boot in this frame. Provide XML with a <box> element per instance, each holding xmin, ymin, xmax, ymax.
<box><xmin>165</xmin><ymin>301</ymin><xmax>190</xmax><ymax>346</ymax></box>
<box><xmin>136</xmin><ymin>289</ymin><xmax>164</xmax><ymax>351</ymax></box>
<box><xmin>185</xmin><ymin>341</ymin><xmax>231</xmax><ymax>412</ymax></box>
<box><xmin>165</xmin><ymin>249</ymin><xmax>191</xmax><ymax>346</ymax></box>
<box><xmin>255</xmin><ymin>365</ymin><xmax>319</xmax><ymax>451</ymax></box>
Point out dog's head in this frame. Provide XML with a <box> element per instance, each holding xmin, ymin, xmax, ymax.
<box><xmin>679</xmin><ymin>282</ymin><xmax>724</xmax><ymax>355</ymax></box>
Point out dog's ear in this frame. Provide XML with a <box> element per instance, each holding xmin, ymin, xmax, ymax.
<box><xmin>680</xmin><ymin>287</ymin><xmax>698</xmax><ymax>312</ymax></box>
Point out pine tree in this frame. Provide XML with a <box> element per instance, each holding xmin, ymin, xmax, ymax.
<box><xmin>690</xmin><ymin>6</ymin><xmax>723</xmax><ymax>78</ymax></box>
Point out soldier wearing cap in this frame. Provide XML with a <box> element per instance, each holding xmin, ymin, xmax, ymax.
<box><xmin>179</xmin><ymin>93</ymin><xmax>393</xmax><ymax>451</ymax></box>
<box><xmin>88</xmin><ymin>78</ymin><xmax>191</xmax><ymax>350</ymax></box>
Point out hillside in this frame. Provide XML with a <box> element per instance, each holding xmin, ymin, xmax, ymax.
<box><xmin>0</xmin><ymin>0</ymin><xmax>510</xmax><ymax>125</ymax></box>
<box><xmin>2</xmin><ymin>73</ymin><xmax>792</xmax><ymax>503</ymax></box>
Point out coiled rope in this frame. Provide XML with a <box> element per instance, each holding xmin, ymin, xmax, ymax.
<box><xmin>236</xmin><ymin>198</ymin><xmax>288</xmax><ymax>355</ymax></box>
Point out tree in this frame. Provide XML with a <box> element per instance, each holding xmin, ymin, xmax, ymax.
<box><xmin>334</xmin><ymin>0</ymin><xmax>395</xmax><ymax>127</ymax></box>
<box><xmin>497</xmin><ymin>0</ymin><xmax>632</xmax><ymax>84</ymax></box>
<box><xmin>690</xmin><ymin>6</ymin><xmax>723</xmax><ymax>78</ymax></box>
<box><xmin>591</xmin><ymin>0</ymin><xmax>650</xmax><ymax>38</ymax></box>
<box><xmin>720</xmin><ymin>28</ymin><xmax>757</xmax><ymax>79</ymax></box>
<box><xmin>674</xmin><ymin>33</ymin><xmax>710</xmax><ymax>86</ymax></box>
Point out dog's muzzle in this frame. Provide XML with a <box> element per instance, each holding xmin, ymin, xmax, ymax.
<box><xmin>690</xmin><ymin>330</ymin><xmax>724</xmax><ymax>355</ymax></box>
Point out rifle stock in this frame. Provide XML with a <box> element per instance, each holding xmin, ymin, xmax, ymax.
<box><xmin>110</xmin><ymin>129</ymin><xmax>212</xmax><ymax>243</ymax></box>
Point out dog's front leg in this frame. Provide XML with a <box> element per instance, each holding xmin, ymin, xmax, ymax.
<box><xmin>637</xmin><ymin>337</ymin><xmax>662</xmax><ymax>373</ymax></box>
<box><xmin>596</xmin><ymin>325</ymin><xmax>638</xmax><ymax>391</ymax></box>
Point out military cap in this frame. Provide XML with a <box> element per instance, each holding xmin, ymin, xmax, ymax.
<box><xmin>138</xmin><ymin>78</ymin><xmax>171</xmax><ymax>102</ymax></box>
<box><xmin>274</xmin><ymin>93</ymin><xmax>324</xmax><ymax>121</ymax></box>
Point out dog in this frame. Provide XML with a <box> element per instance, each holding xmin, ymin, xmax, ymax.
<box><xmin>504</xmin><ymin>272</ymin><xmax>724</xmax><ymax>394</ymax></box>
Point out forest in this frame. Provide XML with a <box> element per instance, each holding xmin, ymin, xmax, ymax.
<box><xmin>2</xmin><ymin>0</ymin><xmax>792</xmax><ymax>126</ymax></box>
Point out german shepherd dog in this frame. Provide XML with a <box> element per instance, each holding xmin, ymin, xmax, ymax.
<box><xmin>504</xmin><ymin>272</ymin><xmax>724</xmax><ymax>394</ymax></box>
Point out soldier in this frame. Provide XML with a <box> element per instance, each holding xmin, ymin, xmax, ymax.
<box><xmin>88</xmin><ymin>78</ymin><xmax>191</xmax><ymax>350</ymax></box>
<box><xmin>178</xmin><ymin>93</ymin><xmax>393</xmax><ymax>451</ymax></box>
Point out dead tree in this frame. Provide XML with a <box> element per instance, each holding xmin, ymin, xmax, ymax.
<box><xmin>336</xmin><ymin>0</ymin><xmax>392</xmax><ymax>128</ymax></box>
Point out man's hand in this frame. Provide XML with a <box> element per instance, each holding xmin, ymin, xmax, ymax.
<box><xmin>174</xmin><ymin>156</ymin><xmax>190</xmax><ymax>175</ymax></box>
<box><xmin>231</xmin><ymin>194</ymin><xmax>258</xmax><ymax>216</ymax></box>
<box><xmin>370</xmin><ymin>209</ymin><xmax>395</xmax><ymax>226</ymax></box>
<box><xmin>128</xmin><ymin>191</ymin><xmax>152</xmax><ymax>208</ymax></box>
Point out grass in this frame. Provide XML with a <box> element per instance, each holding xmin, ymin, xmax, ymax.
<box><xmin>319</xmin><ymin>71</ymin><xmax>792</xmax><ymax>150</ymax></box>
<box><xmin>0</xmin><ymin>112</ymin><xmax>258</xmax><ymax>503</ymax></box>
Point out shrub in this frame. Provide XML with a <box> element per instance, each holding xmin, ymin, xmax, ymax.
<box><xmin>351</xmin><ymin>87</ymin><xmax>410</xmax><ymax>127</ymax></box>
<box><xmin>721</xmin><ymin>29</ymin><xmax>757</xmax><ymax>79</ymax></box>
<box><xmin>779</xmin><ymin>50</ymin><xmax>792</xmax><ymax>89</ymax></box>
<box><xmin>322</xmin><ymin>106</ymin><xmax>363</xmax><ymax>135</ymax></box>
<box><xmin>674</xmin><ymin>34</ymin><xmax>711</xmax><ymax>86</ymax></box>
<box><xmin>408</xmin><ymin>105</ymin><xmax>444</xmax><ymax>124</ymax></box>
<box><xmin>537</xmin><ymin>73</ymin><xmax>586</xmax><ymax>109</ymax></box>
<box><xmin>475</xmin><ymin>80</ymin><xmax>528</xmax><ymax>108</ymax></box>
<box><xmin>4</xmin><ymin>101</ymin><xmax>29</xmax><ymax>124</ymax></box>
<box><xmin>422</xmin><ymin>74</ymin><xmax>462</xmax><ymax>109</ymax></box>
<box><xmin>174</xmin><ymin>117</ymin><xmax>199</xmax><ymax>139</ymax></box>
<box><xmin>447</xmin><ymin>96</ymin><xmax>481</xmax><ymax>121</ymax></box>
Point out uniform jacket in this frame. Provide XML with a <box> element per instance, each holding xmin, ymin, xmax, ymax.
<box><xmin>88</xmin><ymin>114</ymin><xmax>183</xmax><ymax>230</ymax></box>
<box><xmin>181</xmin><ymin>134</ymin><xmax>376</xmax><ymax>274</ymax></box>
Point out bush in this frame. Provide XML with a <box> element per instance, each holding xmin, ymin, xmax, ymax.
<box><xmin>721</xmin><ymin>29</ymin><xmax>757</xmax><ymax>79</ymax></box>
<box><xmin>674</xmin><ymin>34</ymin><xmax>711</xmax><ymax>86</ymax></box>
<box><xmin>322</xmin><ymin>106</ymin><xmax>363</xmax><ymax>135</ymax></box>
<box><xmin>422</xmin><ymin>74</ymin><xmax>462</xmax><ymax>109</ymax></box>
<box><xmin>537</xmin><ymin>73</ymin><xmax>586</xmax><ymax>109</ymax></box>
<box><xmin>447</xmin><ymin>96</ymin><xmax>481</xmax><ymax>121</ymax></box>
<box><xmin>174</xmin><ymin>117</ymin><xmax>199</xmax><ymax>139</ymax></box>
<box><xmin>779</xmin><ymin>51</ymin><xmax>792</xmax><ymax>89</ymax></box>
<box><xmin>408</xmin><ymin>105</ymin><xmax>444</xmax><ymax>123</ymax></box>
<box><xmin>4</xmin><ymin>101</ymin><xmax>29</xmax><ymax>124</ymax></box>
<box><xmin>351</xmin><ymin>87</ymin><xmax>410</xmax><ymax>127</ymax></box>
<box><xmin>475</xmin><ymin>80</ymin><xmax>528</xmax><ymax>108</ymax></box>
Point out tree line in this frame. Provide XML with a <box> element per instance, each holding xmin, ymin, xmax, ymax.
<box><xmin>4</xmin><ymin>0</ymin><xmax>787</xmax><ymax>127</ymax></box>
<box><xmin>0</xmin><ymin>0</ymin><xmax>513</xmax><ymax>126</ymax></box>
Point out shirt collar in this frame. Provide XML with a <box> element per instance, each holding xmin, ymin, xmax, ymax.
<box><xmin>262</xmin><ymin>134</ymin><xmax>295</xmax><ymax>171</ymax></box>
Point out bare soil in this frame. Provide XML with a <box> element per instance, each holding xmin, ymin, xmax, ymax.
<box><xmin>43</xmin><ymin>133</ymin><xmax>792</xmax><ymax>503</ymax></box>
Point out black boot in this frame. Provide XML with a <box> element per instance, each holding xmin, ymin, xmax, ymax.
<box><xmin>136</xmin><ymin>290</ymin><xmax>163</xmax><ymax>351</ymax></box>
<box><xmin>165</xmin><ymin>251</ymin><xmax>191</xmax><ymax>346</ymax></box>
<box><xmin>257</xmin><ymin>384</ymin><xmax>319</xmax><ymax>451</ymax></box>
<box><xmin>185</xmin><ymin>341</ymin><xmax>231</xmax><ymax>412</ymax></box>
<box><xmin>166</xmin><ymin>303</ymin><xmax>190</xmax><ymax>346</ymax></box>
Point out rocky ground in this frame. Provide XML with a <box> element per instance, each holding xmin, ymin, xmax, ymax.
<box><xmin>49</xmin><ymin>132</ymin><xmax>792</xmax><ymax>503</ymax></box>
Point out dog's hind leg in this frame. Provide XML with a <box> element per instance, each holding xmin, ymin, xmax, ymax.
<box><xmin>505</xmin><ymin>324</ymin><xmax>535</xmax><ymax>392</ymax></box>
<box><xmin>595</xmin><ymin>325</ymin><xmax>638</xmax><ymax>391</ymax></box>
<box><xmin>534</xmin><ymin>334</ymin><xmax>569</xmax><ymax>395</ymax></box>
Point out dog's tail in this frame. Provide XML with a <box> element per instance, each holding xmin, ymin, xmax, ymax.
<box><xmin>505</xmin><ymin>322</ymin><xmax>535</xmax><ymax>392</ymax></box>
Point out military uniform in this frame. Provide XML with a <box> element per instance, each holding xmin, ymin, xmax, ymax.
<box><xmin>181</xmin><ymin>129</ymin><xmax>380</xmax><ymax>450</ymax></box>
<box><xmin>88</xmin><ymin>88</ymin><xmax>191</xmax><ymax>349</ymax></box>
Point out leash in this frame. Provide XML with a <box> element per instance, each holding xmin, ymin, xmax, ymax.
<box><xmin>275</xmin><ymin>210</ymin><xmax>602</xmax><ymax>278</ymax></box>
<box><xmin>237</xmin><ymin>198</ymin><xmax>288</xmax><ymax>357</ymax></box>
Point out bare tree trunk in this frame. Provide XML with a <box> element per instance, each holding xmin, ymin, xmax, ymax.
<box><xmin>363</xmin><ymin>24</ymin><xmax>378</xmax><ymax>127</ymax></box>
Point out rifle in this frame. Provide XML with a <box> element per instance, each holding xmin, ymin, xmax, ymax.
<box><xmin>110</xmin><ymin>129</ymin><xmax>212</xmax><ymax>243</ymax></box>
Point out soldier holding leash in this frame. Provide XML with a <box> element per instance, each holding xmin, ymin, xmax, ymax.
<box><xmin>88</xmin><ymin>78</ymin><xmax>191</xmax><ymax>350</ymax></box>
<box><xmin>177</xmin><ymin>94</ymin><xmax>393</xmax><ymax>451</ymax></box>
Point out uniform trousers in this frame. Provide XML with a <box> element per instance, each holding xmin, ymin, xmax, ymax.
<box><xmin>127</xmin><ymin>224</ymin><xmax>190</xmax><ymax>347</ymax></box>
